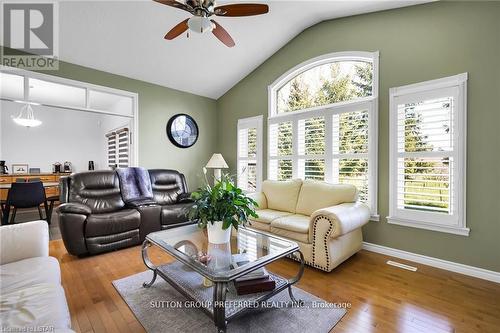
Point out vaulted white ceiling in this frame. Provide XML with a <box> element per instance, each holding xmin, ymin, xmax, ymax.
<box><xmin>59</xmin><ymin>1</ymin><xmax>428</xmax><ymax>99</ymax></box>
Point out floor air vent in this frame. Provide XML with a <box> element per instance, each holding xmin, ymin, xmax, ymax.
<box><xmin>386</xmin><ymin>260</ymin><xmax>418</xmax><ymax>271</ymax></box>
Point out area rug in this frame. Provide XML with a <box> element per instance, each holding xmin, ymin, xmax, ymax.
<box><xmin>113</xmin><ymin>270</ymin><xmax>346</xmax><ymax>333</ymax></box>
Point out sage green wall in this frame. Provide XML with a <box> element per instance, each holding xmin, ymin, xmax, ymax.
<box><xmin>216</xmin><ymin>2</ymin><xmax>500</xmax><ymax>272</ymax></box>
<box><xmin>0</xmin><ymin>48</ymin><xmax>217</xmax><ymax>190</ymax></box>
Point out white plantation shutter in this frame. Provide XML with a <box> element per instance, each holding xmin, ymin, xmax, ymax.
<box><xmin>237</xmin><ymin>116</ymin><xmax>263</xmax><ymax>192</ymax></box>
<box><xmin>107</xmin><ymin>127</ymin><xmax>130</xmax><ymax>169</ymax></box>
<box><xmin>332</xmin><ymin>109</ymin><xmax>370</xmax><ymax>204</ymax></box>
<box><xmin>389</xmin><ymin>74</ymin><xmax>468</xmax><ymax>235</ymax></box>
<box><xmin>298</xmin><ymin>116</ymin><xmax>325</xmax><ymax>180</ymax></box>
<box><xmin>268</xmin><ymin>121</ymin><xmax>293</xmax><ymax>180</ymax></box>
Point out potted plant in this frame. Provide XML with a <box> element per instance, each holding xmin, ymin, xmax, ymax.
<box><xmin>189</xmin><ymin>173</ymin><xmax>259</xmax><ymax>244</ymax></box>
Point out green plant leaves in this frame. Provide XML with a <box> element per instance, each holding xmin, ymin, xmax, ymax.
<box><xmin>189</xmin><ymin>173</ymin><xmax>259</xmax><ymax>231</ymax></box>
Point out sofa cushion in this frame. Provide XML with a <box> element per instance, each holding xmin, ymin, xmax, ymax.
<box><xmin>271</xmin><ymin>214</ymin><xmax>310</xmax><ymax>234</ymax></box>
<box><xmin>0</xmin><ymin>283</ymin><xmax>71</xmax><ymax>330</ymax></box>
<box><xmin>85</xmin><ymin>209</ymin><xmax>141</xmax><ymax>237</ymax></box>
<box><xmin>0</xmin><ymin>257</ymin><xmax>60</xmax><ymax>294</ymax></box>
<box><xmin>68</xmin><ymin>170</ymin><xmax>125</xmax><ymax>214</ymax></box>
<box><xmin>0</xmin><ymin>221</ymin><xmax>49</xmax><ymax>265</ymax></box>
<box><xmin>250</xmin><ymin>209</ymin><xmax>293</xmax><ymax>224</ymax></box>
<box><xmin>149</xmin><ymin>169</ymin><xmax>188</xmax><ymax>205</ymax></box>
<box><xmin>161</xmin><ymin>203</ymin><xmax>193</xmax><ymax>226</ymax></box>
<box><xmin>262</xmin><ymin>179</ymin><xmax>302</xmax><ymax>213</ymax></box>
<box><xmin>248</xmin><ymin>221</ymin><xmax>270</xmax><ymax>232</ymax></box>
<box><xmin>295</xmin><ymin>180</ymin><xmax>358</xmax><ymax>216</ymax></box>
<box><xmin>270</xmin><ymin>226</ymin><xmax>309</xmax><ymax>244</ymax></box>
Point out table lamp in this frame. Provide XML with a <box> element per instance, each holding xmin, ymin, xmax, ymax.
<box><xmin>205</xmin><ymin>153</ymin><xmax>229</xmax><ymax>181</ymax></box>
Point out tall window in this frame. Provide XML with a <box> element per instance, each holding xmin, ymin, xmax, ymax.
<box><xmin>237</xmin><ymin>116</ymin><xmax>263</xmax><ymax>192</ymax></box>
<box><xmin>388</xmin><ymin>73</ymin><xmax>468</xmax><ymax>236</ymax></box>
<box><xmin>268</xmin><ymin>52</ymin><xmax>379</xmax><ymax>216</ymax></box>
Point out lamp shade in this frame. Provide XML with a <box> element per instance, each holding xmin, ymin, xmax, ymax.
<box><xmin>205</xmin><ymin>153</ymin><xmax>228</xmax><ymax>169</ymax></box>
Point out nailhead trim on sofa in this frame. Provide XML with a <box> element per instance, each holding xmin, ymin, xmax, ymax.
<box><xmin>288</xmin><ymin>215</ymin><xmax>335</xmax><ymax>272</ymax></box>
<box><xmin>312</xmin><ymin>215</ymin><xmax>335</xmax><ymax>272</ymax></box>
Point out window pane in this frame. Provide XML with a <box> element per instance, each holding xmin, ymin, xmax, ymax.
<box><xmin>333</xmin><ymin>110</ymin><xmax>368</xmax><ymax>154</ymax></box>
<box><xmin>0</xmin><ymin>72</ymin><xmax>24</xmax><ymax>100</ymax></box>
<box><xmin>269</xmin><ymin>122</ymin><xmax>292</xmax><ymax>157</ymax></box>
<box><xmin>89</xmin><ymin>90</ymin><xmax>133</xmax><ymax>115</ymax></box>
<box><xmin>247</xmin><ymin>128</ymin><xmax>257</xmax><ymax>158</ymax></box>
<box><xmin>298</xmin><ymin>117</ymin><xmax>325</xmax><ymax>155</ymax></box>
<box><xmin>398</xmin><ymin>97</ymin><xmax>453</xmax><ymax>153</ymax></box>
<box><xmin>299</xmin><ymin>159</ymin><xmax>325</xmax><ymax>181</ymax></box>
<box><xmin>238</xmin><ymin>127</ymin><xmax>257</xmax><ymax>159</ymax></box>
<box><xmin>333</xmin><ymin>158</ymin><xmax>369</xmax><ymax>203</ymax></box>
<box><xmin>269</xmin><ymin>159</ymin><xmax>293</xmax><ymax>180</ymax></box>
<box><xmin>29</xmin><ymin>78</ymin><xmax>86</xmax><ymax>108</ymax></box>
<box><xmin>277</xmin><ymin>61</ymin><xmax>372</xmax><ymax>113</ymax></box>
<box><xmin>397</xmin><ymin>157</ymin><xmax>452</xmax><ymax>214</ymax></box>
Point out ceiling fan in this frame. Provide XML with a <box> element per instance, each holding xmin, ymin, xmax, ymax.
<box><xmin>154</xmin><ymin>0</ymin><xmax>269</xmax><ymax>47</ymax></box>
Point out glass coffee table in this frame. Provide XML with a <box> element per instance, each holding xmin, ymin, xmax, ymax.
<box><xmin>141</xmin><ymin>224</ymin><xmax>304</xmax><ymax>333</ymax></box>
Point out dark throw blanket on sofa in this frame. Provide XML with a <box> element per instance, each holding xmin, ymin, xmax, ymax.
<box><xmin>116</xmin><ymin>167</ymin><xmax>155</xmax><ymax>207</ymax></box>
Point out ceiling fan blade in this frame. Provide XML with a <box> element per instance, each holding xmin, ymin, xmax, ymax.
<box><xmin>153</xmin><ymin>0</ymin><xmax>192</xmax><ymax>13</ymax></box>
<box><xmin>214</xmin><ymin>3</ymin><xmax>269</xmax><ymax>17</ymax></box>
<box><xmin>164</xmin><ymin>18</ymin><xmax>189</xmax><ymax>40</ymax></box>
<box><xmin>211</xmin><ymin>20</ymin><xmax>235</xmax><ymax>47</ymax></box>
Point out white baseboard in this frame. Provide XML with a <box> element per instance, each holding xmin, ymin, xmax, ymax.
<box><xmin>362</xmin><ymin>242</ymin><xmax>500</xmax><ymax>284</ymax></box>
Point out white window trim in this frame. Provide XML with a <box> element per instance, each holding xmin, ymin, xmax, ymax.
<box><xmin>267</xmin><ymin>51</ymin><xmax>379</xmax><ymax>219</ymax></box>
<box><xmin>0</xmin><ymin>67</ymin><xmax>139</xmax><ymax>166</ymax></box>
<box><xmin>237</xmin><ymin>115</ymin><xmax>263</xmax><ymax>192</ymax></box>
<box><xmin>388</xmin><ymin>73</ymin><xmax>468</xmax><ymax>236</ymax></box>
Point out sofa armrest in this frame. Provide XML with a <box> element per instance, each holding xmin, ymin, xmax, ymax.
<box><xmin>247</xmin><ymin>192</ymin><xmax>267</xmax><ymax>209</ymax></box>
<box><xmin>178</xmin><ymin>192</ymin><xmax>193</xmax><ymax>203</ymax></box>
<box><xmin>0</xmin><ymin>220</ymin><xmax>49</xmax><ymax>265</ymax></box>
<box><xmin>310</xmin><ymin>202</ymin><xmax>370</xmax><ymax>241</ymax></box>
<box><xmin>57</xmin><ymin>202</ymin><xmax>92</xmax><ymax>216</ymax></box>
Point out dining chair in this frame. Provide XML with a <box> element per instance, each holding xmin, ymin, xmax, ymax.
<box><xmin>5</xmin><ymin>181</ymin><xmax>49</xmax><ymax>224</ymax></box>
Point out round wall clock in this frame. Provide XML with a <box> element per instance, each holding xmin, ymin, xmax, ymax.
<box><xmin>166</xmin><ymin>114</ymin><xmax>199</xmax><ymax>148</ymax></box>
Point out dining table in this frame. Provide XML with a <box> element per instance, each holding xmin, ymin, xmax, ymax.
<box><xmin>0</xmin><ymin>182</ymin><xmax>60</xmax><ymax>225</ymax></box>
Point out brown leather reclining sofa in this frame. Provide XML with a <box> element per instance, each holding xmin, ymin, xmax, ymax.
<box><xmin>56</xmin><ymin>169</ymin><xmax>194</xmax><ymax>256</ymax></box>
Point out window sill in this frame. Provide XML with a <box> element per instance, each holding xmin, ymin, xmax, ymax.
<box><xmin>370</xmin><ymin>214</ymin><xmax>380</xmax><ymax>222</ymax></box>
<box><xmin>387</xmin><ymin>217</ymin><xmax>470</xmax><ymax>236</ymax></box>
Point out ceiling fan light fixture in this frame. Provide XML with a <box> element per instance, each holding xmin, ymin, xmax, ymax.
<box><xmin>11</xmin><ymin>103</ymin><xmax>42</xmax><ymax>128</ymax></box>
<box><xmin>187</xmin><ymin>16</ymin><xmax>214</xmax><ymax>34</ymax></box>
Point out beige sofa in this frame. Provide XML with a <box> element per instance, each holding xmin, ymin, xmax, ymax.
<box><xmin>248</xmin><ymin>179</ymin><xmax>370</xmax><ymax>272</ymax></box>
<box><xmin>0</xmin><ymin>221</ymin><xmax>73</xmax><ymax>332</ymax></box>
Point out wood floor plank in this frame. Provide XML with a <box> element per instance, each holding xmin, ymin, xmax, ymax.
<box><xmin>49</xmin><ymin>240</ymin><xmax>500</xmax><ymax>333</ymax></box>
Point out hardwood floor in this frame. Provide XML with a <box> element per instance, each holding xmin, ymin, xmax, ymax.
<box><xmin>49</xmin><ymin>240</ymin><xmax>500</xmax><ymax>333</ymax></box>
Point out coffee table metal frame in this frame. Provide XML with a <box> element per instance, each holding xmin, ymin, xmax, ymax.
<box><xmin>141</xmin><ymin>227</ymin><xmax>305</xmax><ymax>333</ymax></box>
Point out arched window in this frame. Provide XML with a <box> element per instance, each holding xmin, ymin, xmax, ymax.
<box><xmin>268</xmin><ymin>51</ymin><xmax>379</xmax><ymax>217</ymax></box>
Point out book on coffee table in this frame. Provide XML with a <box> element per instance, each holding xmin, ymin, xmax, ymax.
<box><xmin>231</xmin><ymin>253</ymin><xmax>276</xmax><ymax>295</ymax></box>
<box><xmin>231</xmin><ymin>254</ymin><xmax>269</xmax><ymax>281</ymax></box>
<box><xmin>234</xmin><ymin>276</ymin><xmax>276</xmax><ymax>295</ymax></box>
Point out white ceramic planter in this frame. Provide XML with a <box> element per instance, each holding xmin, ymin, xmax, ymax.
<box><xmin>207</xmin><ymin>221</ymin><xmax>231</xmax><ymax>244</ymax></box>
